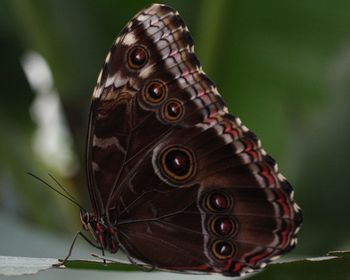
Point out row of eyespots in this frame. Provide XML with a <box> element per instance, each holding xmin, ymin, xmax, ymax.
<box><xmin>127</xmin><ymin>45</ymin><xmax>185</xmax><ymax>122</ymax></box>
<box><xmin>156</xmin><ymin>144</ymin><xmax>238</xmax><ymax>260</ymax></box>
<box><xmin>158</xmin><ymin>145</ymin><xmax>238</xmax><ymax>260</ymax></box>
<box><xmin>156</xmin><ymin>145</ymin><xmax>239</xmax><ymax>260</ymax></box>
<box><xmin>143</xmin><ymin>80</ymin><xmax>186</xmax><ymax>123</ymax></box>
<box><xmin>143</xmin><ymin>80</ymin><xmax>184</xmax><ymax>121</ymax></box>
<box><xmin>204</xmin><ymin>191</ymin><xmax>238</xmax><ymax>260</ymax></box>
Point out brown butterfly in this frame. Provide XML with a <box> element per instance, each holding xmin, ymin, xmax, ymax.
<box><xmin>77</xmin><ymin>3</ymin><xmax>302</xmax><ymax>276</ymax></box>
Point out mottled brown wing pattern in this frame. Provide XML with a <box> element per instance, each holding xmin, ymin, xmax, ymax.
<box><xmin>85</xmin><ymin>3</ymin><xmax>302</xmax><ymax>276</ymax></box>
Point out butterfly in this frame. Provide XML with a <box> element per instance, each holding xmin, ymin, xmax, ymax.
<box><xmin>78</xmin><ymin>3</ymin><xmax>303</xmax><ymax>276</ymax></box>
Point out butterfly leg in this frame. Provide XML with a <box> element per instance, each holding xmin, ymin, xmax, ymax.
<box><xmin>121</xmin><ymin>247</ymin><xmax>155</xmax><ymax>272</ymax></box>
<box><xmin>127</xmin><ymin>258</ymin><xmax>155</xmax><ymax>272</ymax></box>
<box><xmin>54</xmin><ymin>231</ymin><xmax>102</xmax><ymax>267</ymax></box>
<box><xmin>77</xmin><ymin>231</ymin><xmax>107</xmax><ymax>264</ymax></box>
<box><xmin>101</xmin><ymin>246</ymin><xmax>106</xmax><ymax>264</ymax></box>
<box><xmin>91</xmin><ymin>252</ymin><xmax>155</xmax><ymax>272</ymax></box>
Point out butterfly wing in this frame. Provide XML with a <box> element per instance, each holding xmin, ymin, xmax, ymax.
<box><xmin>86</xmin><ymin>4</ymin><xmax>302</xmax><ymax>276</ymax></box>
<box><xmin>86</xmin><ymin>3</ymin><xmax>199</xmax><ymax>215</ymax></box>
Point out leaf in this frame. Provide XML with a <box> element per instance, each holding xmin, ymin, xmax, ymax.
<box><xmin>0</xmin><ymin>256</ymin><xmax>59</xmax><ymax>276</ymax></box>
<box><xmin>1</xmin><ymin>251</ymin><xmax>349</xmax><ymax>277</ymax></box>
<box><xmin>63</xmin><ymin>254</ymin><xmax>143</xmax><ymax>272</ymax></box>
<box><xmin>249</xmin><ymin>251</ymin><xmax>350</xmax><ymax>280</ymax></box>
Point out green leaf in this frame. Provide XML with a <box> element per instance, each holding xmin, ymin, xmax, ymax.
<box><xmin>63</xmin><ymin>258</ymin><xmax>142</xmax><ymax>272</ymax></box>
<box><xmin>1</xmin><ymin>251</ymin><xmax>349</xmax><ymax>277</ymax></box>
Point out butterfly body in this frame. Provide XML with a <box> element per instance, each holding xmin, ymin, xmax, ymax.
<box><xmin>82</xmin><ymin>3</ymin><xmax>302</xmax><ymax>276</ymax></box>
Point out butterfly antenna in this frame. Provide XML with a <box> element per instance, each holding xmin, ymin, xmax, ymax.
<box><xmin>27</xmin><ymin>172</ymin><xmax>85</xmax><ymax>210</ymax></box>
<box><xmin>48</xmin><ymin>173</ymin><xmax>79</xmax><ymax>203</ymax></box>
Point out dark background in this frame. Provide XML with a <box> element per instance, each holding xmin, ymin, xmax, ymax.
<box><xmin>1</xmin><ymin>0</ymin><xmax>350</xmax><ymax>279</ymax></box>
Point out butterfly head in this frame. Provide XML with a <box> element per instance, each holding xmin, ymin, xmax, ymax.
<box><xmin>79</xmin><ymin>209</ymin><xmax>104</xmax><ymax>247</ymax></box>
<box><xmin>79</xmin><ymin>208</ymin><xmax>93</xmax><ymax>231</ymax></box>
<box><xmin>79</xmin><ymin>209</ymin><xmax>100</xmax><ymax>239</ymax></box>
<box><xmin>79</xmin><ymin>208</ymin><xmax>119</xmax><ymax>253</ymax></box>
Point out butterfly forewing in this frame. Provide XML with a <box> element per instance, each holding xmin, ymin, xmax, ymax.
<box><xmin>85</xmin><ymin>3</ymin><xmax>302</xmax><ymax>276</ymax></box>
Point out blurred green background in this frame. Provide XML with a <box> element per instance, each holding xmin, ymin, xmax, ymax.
<box><xmin>1</xmin><ymin>0</ymin><xmax>350</xmax><ymax>279</ymax></box>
